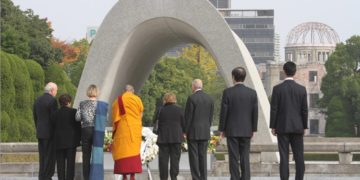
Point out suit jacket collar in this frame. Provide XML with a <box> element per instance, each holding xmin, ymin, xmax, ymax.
<box><xmin>234</xmin><ymin>83</ymin><xmax>245</xmax><ymax>88</ymax></box>
<box><xmin>194</xmin><ymin>89</ymin><xmax>202</xmax><ymax>94</ymax></box>
<box><xmin>164</xmin><ymin>102</ymin><xmax>175</xmax><ymax>106</ymax></box>
<box><xmin>44</xmin><ymin>92</ymin><xmax>54</xmax><ymax>97</ymax></box>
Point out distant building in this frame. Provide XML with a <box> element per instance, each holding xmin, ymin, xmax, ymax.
<box><xmin>260</xmin><ymin>22</ymin><xmax>340</xmax><ymax>136</ymax></box>
<box><xmin>209</xmin><ymin>0</ymin><xmax>231</xmax><ymax>8</ymax></box>
<box><xmin>274</xmin><ymin>33</ymin><xmax>281</xmax><ymax>62</ymax></box>
<box><xmin>166</xmin><ymin>1</ymin><xmax>276</xmax><ymax>64</ymax></box>
<box><xmin>218</xmin><ymin>9</ymin><xmax>275</xmax><ymax>64</ymax></box>
<box><xmin>86</xmin><ymin>1</ymin><xmax>275</xmax><ymax>64</ymax></box>
<box><xmin>210</xmin><ymin>0</ymin><xmax>275</xmax><ymax>64</ymax></box>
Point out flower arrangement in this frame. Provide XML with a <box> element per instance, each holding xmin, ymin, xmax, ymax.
<box><xmin>181</xmin><ymin>140</ymin><xmax>188</xmax><ymax>152</ymax></box>
<box><xmin>180</xmin><ymin>132</ymin><xmax>220</xmax><ymax>153</ymax></box>
<box><xmin>208</xmin><ymin>135</ymin><xmax>220</xmax><ymax>153</ymax></box>
<box><xmin>103</xmin><ymin>129</ymin><xmax>113</xmax><ymax>152</ymax></box>
<box><xmin>140</xmin><ymin>127</ymin><xmax>159</xmax><ymax>165</ymax></box>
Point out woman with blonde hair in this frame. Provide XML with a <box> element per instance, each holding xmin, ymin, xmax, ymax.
<box><xmin>156</xmin><ymin>92</ymin><xmax>185</xmax><ymax>180</ymax></box>
<box><xmin>76</xmin><ymin>84</ymin><xmax>108</xmax><ymax>180</ymax></box>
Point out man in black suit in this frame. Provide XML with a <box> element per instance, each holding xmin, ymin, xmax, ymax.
<box><xmin>185</xmin><ymin>79</ymin><xmax>214</xmax><ymax>180</ymax></box>
<box><xmin>33</xmin><ymin>82</ymin><xmax>58</xmax><ymax>180</ymax></box>
<box><xmin>270</xmin><ymin>61</ymin><xmax>308</xmax><ymax>180</ymax></box>
<box><xmin>219</xmin><ymin>67</ymin><xmax>258</xmax><ymax>180</ymax></box>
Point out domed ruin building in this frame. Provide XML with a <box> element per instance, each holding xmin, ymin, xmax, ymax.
<box><xmin>285</xmin><ymin>22</ymin><xmax>340</xmax><ymax>63</ymax></box>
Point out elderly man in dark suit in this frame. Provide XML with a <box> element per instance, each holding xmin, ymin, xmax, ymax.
<box><xmin>33</xmin><ymin>82</ymin><xmax>58</xmax><ymax>180</ymax></box>
<box><xmin>219</xmin><ymin>67</ymin><xmax>258</xmax><ymax>180</ymax></box>
<box><xmin>185</xmin><ymin>79</ymin><xmax>214</xmax><ymax>180</ymax></box>
<box><xmin>270</xmin><ymin>61</ymin><xmax>308</xmax><ymax>180</ymax></box>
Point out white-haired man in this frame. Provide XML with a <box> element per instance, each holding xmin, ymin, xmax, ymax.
<box><xmin>185</xmin><ymin>79</ymin><xmax>214</xmax><ymax>180</ymax></box>
<box><xmin>33</xmin><ymin>82</ymin><xmax>58</xmax><ymax>180</ymax></box>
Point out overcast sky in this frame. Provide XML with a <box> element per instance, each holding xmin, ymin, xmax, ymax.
<box><xmin>12</xmin><ymin>0</ymin><xmax>360</xmax><ymax>59</ymax></box>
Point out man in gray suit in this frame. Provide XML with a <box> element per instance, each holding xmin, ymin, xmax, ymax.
<box><xmin>185</xmin><ymin>79</ymin><xmax>214</xmax><ymax>180</ymax></box>
<box><xmin>270</xmin><ymin>61</ymin><xmax>308</xmax><ymax>180</ymax></box>
<box><xmin>219</xmin><ymin>67</ymin><xmax>258</xmax><ymax>180</ymax></box>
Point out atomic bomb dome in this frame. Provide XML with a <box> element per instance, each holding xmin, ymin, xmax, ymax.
<box><xmin>286</xmin><ymin>22</ymin><xmax>340</xmax><ymax>47</ymax></box>
<box><xmin>285</xmin><ymin>22</ymin><xmax>340</xmax><ymax>64</ymax></box>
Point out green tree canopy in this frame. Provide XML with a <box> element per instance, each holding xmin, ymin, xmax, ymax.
<box><xmin>0</xmin><ymin>51</ymin><xmax>77</xmax><ymax>142</ymax></box>
<box><xmin>45</xmin><ymin>63</ymin><xmax>77</xmax><ymax>99</ymax></box>
<box><xmin>0</xmin><ymin>51</ymin><xmax>37</xmax><ymax>141</ymax></box>
<box><xmin>140</xmin><ymin>45</ymin><xmax>226</xmax><ymax>126</ymax></box>
<box><xmin>320</xmin><ymin>35</ymin><xmax>360</xmax><ymax>137</ymax></box>
<box><xmin>1</xmin><ymin>0</ymin><xmax>61</xmax><ymax>66</ymax></box>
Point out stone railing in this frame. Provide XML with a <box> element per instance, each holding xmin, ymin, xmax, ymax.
<box><xmin>213</xmin><ymin>141</ymin><xmax>360</xmax><ymax>176</ymax></box>
<box><xmin>1</xmin><ymin>141</ymin><xmax>360</xmax><ymax>178</ymax></box>
<box><xmin>216</xmin><ymin>142</ymin><xmax>360</xmax><ymax>164</ymax></box>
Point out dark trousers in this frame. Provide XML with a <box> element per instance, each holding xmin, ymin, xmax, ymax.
<box><xmin>38</xmin><ymin>138</ymin><xmax>56</xmax><ymax>180</ymax></box>
<box><xmin>227</xmin><ymin>137</ymin><xmax>251</xmax><ymax>180</ymax></box>
<box><xmin>81</xmin><ymin>127</ymin><xmax>94</xmax><ymax>180</ymax></box>
<box><xmin>277</xmin><ymin>133</ymin><xmax>305</xmax><ymax>180</ymax></box>
<box><xmin>56</xmin><ymin>148</ymin><xmax>77</xmax><ymax>180</ymax></box>
<box><xmin>158</xmin><ymin>143</ymin><xmax>181</xmax><ymax>180</ymax></box>
<box><xmin>188</xmin><ymin>140</ymin><xmax>208</xmax><ymax>180</ymax></box>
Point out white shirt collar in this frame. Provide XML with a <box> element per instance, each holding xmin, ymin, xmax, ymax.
<box><xmin>194</xmin><ymin>88</ymin><xmax>202</xmax><ymax>92</ymax></box>
<box><xmin>285</xmin><ymin>77</ymin><xmax>294</xmax><ymax>80</ymax></box>
<box><xmin>234</xmin><ymin>82</ymin><xmax>244</xmax><ymax>85</ymax></box>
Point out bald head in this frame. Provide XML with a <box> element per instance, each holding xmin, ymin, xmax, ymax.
<box><xmin>125</xmin><ymin>84</ymin><xmax>135</xmax><ymax>93</ymax></box>
<box><xmin>44</xmin><ymin>82</ymin><xmax>58</xmax><ymax>97</ymax></box>
<box><xmin>192</xmin><ymin>79</ymin><xmax>203</xmax><ymax>92</ymax></box>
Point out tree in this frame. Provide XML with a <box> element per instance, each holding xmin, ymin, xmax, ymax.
<box><xmin>1</xmin><ymin>0</ymin><xmax>60</xmax><ymax>67</ymax></box>
<box><xmin>51</xmin><ymin>38</ymin><xmax>79</xmax><ymax>63</ymax></box>
<box><xmin>179</xmin><ymin>44</ymin><xmax>226</xmax><ymax>125</ymax></box>
<box><xmin>0</xmin><ymin>51</ymin><xmax>37</xmax><ymax>141</ymax></box>
<box><xmin>45</xmin><ymin>63</ymin><xmax>77</xmax><ymax>98</ymax></box>
<box><xmin>25</xmin><ymin>60</ymin><xmax>45</xmax><ymax>98</ymax></box>
<box><xmin>63</xmin><ymin>39</ymin><xmax>90</xmax><ymax>86</ymax></box>
<box><xmin>140</xmin><ymin>45</ymin><xmax>226</xmax><ymax>126</ymax></box>
<box><xmin>140</xmin><ymin>57</ymin><xmax>195</xmax><ymax>126</ymax></box>
<box><xmin>321</xmin><ymin>35</ymin><xmax>360</xmax><ymax>137</ymax></box>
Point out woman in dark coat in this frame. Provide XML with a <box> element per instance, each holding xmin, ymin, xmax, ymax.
<box><xmin>52</xmin><ymin>94</ymin><xmax>81</xmax><ymax>180</ymax></box>
<box><xmin>157</xmin><ymin>92</ymin><xmax>185</xmax><ymax>180</ymax></box>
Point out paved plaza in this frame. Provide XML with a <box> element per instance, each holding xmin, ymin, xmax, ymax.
<box><xmin>2</xmin><ymin>176</ymin><xmax>360</xmax><ymax>180</ymax></box>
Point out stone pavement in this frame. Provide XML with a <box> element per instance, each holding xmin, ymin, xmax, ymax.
<box><xmin>1</xmin><ymin>176</ymin><xmax>360</xmax><ymax>180</ymax></box>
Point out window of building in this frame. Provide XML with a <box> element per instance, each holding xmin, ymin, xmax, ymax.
<box><xmin>287</xmin><ymin>53</ymin><xmax>293</xmax><ymax>61</ymax></box>
<box><xmin>325</xmin><ymin>52</ymin><xmax>329</xmax><ymax>61</ymax></box>
<box><xmin>309</xmin><ymin>71</ymin><xmax>318</xmax><ymax>82</ymax></box>
<box><xmin>308</xmin><ymin>53</ymin><xmax>311</xmax><ymax>62</ymax></box>
<box><xmin>279</xmin><ymin>71</ymin><xmax>286</xmax><ymax>80</ymax></box>
<box><xmin>309</xmin><ymin>93</ymin><xmax>319</xmax><ymax>108</ymax></box>
<box><xmin>310</xmin><ymin>119</ymin><xmax>320</xmax><ymax>134</ymax></box>
<box><xmin>245</xmin><ymin>24</ymin><xmax>255</xmax><ymax>28</ymax></box>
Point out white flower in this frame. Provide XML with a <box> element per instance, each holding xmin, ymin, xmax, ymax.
<box><xmin>141</xmin><ymin>127</ymin><xmax>159</xmax><ymax>165</ymax></box>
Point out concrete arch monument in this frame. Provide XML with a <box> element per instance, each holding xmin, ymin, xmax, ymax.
<box><xmin>75</xmin><ymin>0</ymin><xmax>276</xmax><ymax>147</ymax></box>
